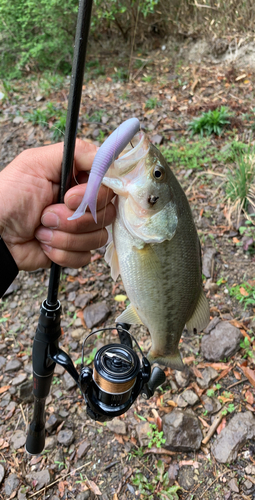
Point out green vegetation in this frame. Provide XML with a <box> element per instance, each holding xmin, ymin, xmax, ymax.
<box><xmin>236</xmin><ymin>220</ymin><xmax>255</xmax><ymax>254</ymax></box>
<box><xmin>75</xmin><ymin>347</ymin><xmax>97</xmax><ymax>366</ymax></box>
<box><xmin>161</xmin><ymin>137</ymin><xmax>219</xmax><ymax>170</ymax></box>
<box><xmin>132</xmin><ymin>460</ymin><xmax>181</xmax><ymax>499</ymax></box>
<box><xmin>188</xmin><ymin>107</ymin><xmax>231</xmax><ymax>137</ymax></box>
<box><xmin>226</xmin><ymin>148</ymin><xmax>255</xmax><ymax>220</ymax></box>
<box><xmin>229</xmin><ymin>280</ymin><xmax>255</xmax><ymax>310</ymax></box>
<box><xmin>147</xmin><ymin>424</ymin><xmax>166</xmax><ymax>449</ymax></box>
<box><xmin>239</xmin><ymin>335</ymin><xmax>255</xmax><ymax>359</ymax></box>
<box><xmin>145</xmin><ymin>97</ymin><xmax>160</xmax><ymax>110</ymax></box>
<box><xmin>25</xmin><ymin>102</ymin><xmax>67</xmax><ymax>142</ymax></box>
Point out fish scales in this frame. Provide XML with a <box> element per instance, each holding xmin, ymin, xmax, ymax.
<box><xmin>103</xmin><ymin>133</ymin><xmax>210</xmax><ymax>369</ymax></box>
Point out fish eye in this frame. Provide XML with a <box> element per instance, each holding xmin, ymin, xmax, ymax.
<box><xmin>153</xmin><ymin>165</ymin><xmax>165</xmax><ymax>181</ymax></box>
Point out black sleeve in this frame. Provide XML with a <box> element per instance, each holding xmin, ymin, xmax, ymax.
<box><xmin>0</xmin><ymin>237</ymin><xmax>19</xmax><ymax>298</ymax></box>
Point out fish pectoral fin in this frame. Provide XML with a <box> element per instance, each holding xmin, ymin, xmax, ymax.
<box><xmin>147</xmin><ymin>349</ymin><xmax>184</xmax><ymax>371</ymax></box>
<box><xmin>116</xmin><ymin>303</ymin><xmax>143</xmax><ymax>325</ymax></box>
<box><xmin>186</xmin><ymin>288</ymin><xmax>210</xmax><ymax>334</ymax></box>
<box><xmin>105</xmin><ymin>241</ymin><xmax>120</xmax><ymax>281</ymax></box>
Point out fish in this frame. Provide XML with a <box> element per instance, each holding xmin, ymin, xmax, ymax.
<box><xmin>102</xmin><ymin>130</ymin><xmax>210</xmax><ymax>370</ymax></box>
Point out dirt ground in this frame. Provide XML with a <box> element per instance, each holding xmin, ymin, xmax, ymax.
<box><xmin>0</xmin><ymin>35</ymin><xmax>255</xmax><ymax>500</ymax></box>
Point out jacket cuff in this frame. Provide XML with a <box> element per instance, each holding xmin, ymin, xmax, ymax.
<box><xmin>0</xmin><ymin>237</ymin><xmax>19</xmax><ymax>298</ymax></box>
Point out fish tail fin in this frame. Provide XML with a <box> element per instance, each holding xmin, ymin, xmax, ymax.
<box><xmin>147</xmin><ymin>349</ymin><xmax>184</xmax><ymax>371</ymax></box>
<box><xmin>186</xmin><ymin>288</ymin><xmax>210</xmax><ymax>334</ymax></box>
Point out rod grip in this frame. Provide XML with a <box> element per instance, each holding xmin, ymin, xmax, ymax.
<box><xmin>26</xmin><ymin>398</ymin><xmax>47</xmax><ymax>455</ymax></box>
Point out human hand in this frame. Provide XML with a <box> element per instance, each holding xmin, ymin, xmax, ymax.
<box><xmin>0</xmin><ymin>140</ymin><xmax>115</xmax><ymax>271</ymax></box>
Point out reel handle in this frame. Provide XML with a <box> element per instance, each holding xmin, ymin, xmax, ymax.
<box><xmin>142</xmin><ymin>366</ymin><xmax>166</xmax><ymax>399</ymax></box>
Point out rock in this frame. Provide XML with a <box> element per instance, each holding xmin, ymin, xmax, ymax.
<box><xmin>13</xmin><ymin>116</ymin><xmax>24</xmax><ymax>124</ymax></box>
<box><xmin>107</xmin><ymin>417</ymin><xmax>127</xmax><ymax>435</ymax></box>
<box><xmin>12</xmin><ymin>372</ymin><xmax>27</xmax><ymax>386</ymax></box>
<box><xmin>228</xmin><ymin>478</ymin><xmax>239</xmax><ymax>493</ymax></box>
<box><xmin>67</xmin><ymin>291</ymin><xmax>76</xmax><ymax>302</ymax></box>
<box><xmin>172</xmin><ymin>394</ymin><xmax>188</xmax><ymax>408</ymax></box>
<box><xmin>11</xmin><ymin>430</ymin><xmax>27</xmax><ymax>449</ymax></box>
<box><xmin>174</xmin><ymin>366</ymin><xmax>190</xmax><ymax>388</ymax></box>
<box><xmin>57</xmin><ymin>429</ymin><xmax>74</xmax><ymax>446</ymax></box>
<box><xmin>201</xmin><ymin>395</ymin><xmax>222</xmax><ymax>414</ymax></box>
<box><xmin>182</xmin><ymin>390</ymin><xmax>199</xmax><ymax>406</ymax></box>
<box><xmin>4</xmin><ymin>473</ymin><xmax>19</xmax><ymax>496</ymax></box>
<box><xmin>75</xmin><ymin>292</ymin><xmax>97</xmax><ymax>309</ymax></box>
<box><xmin>45</xmin><ymin>436</ymin><xmax>58</xmax><ymax>450</ymax></box>
<box><xmin>136</xmin><ymin>421</ymin><xmax>152</xmax><ymax>447</ymax></box>
<box><xmin>178</xmin><ymin>466</ymin><xmax>196</xmax><ymax>490</ymax></box>
<box><xmin>151</xmin><ymin>134</ymin><xmax>163</xmax><ymax>145</ymax></box>
<box><xmin>202</xmin><ymin>247</ymin><xmax>216</xmax><ymax>278</ymax></box>
<box><xmin>204</xmin><ymin>317</ymin><xmax>220</xmax><ymax>334</ymax></box>
<box><xmin>0</xmin><ymin>356</ymin><xmax>6</xmax><ymax>369</ymax></box>
<box><xmin>63</xmin><ymin>267</ymin><xmax>78</xmax><ymax>276</ymax></box>
<box><xmin>77</xmin><ymin>440</ymin><xmax>91</xmax><ymax>459</ymax></box>
<box><xmin>77</xmin><ymin>492</ymin><xmax>91</xmax><ymax>500</ymax></box>
<box><xmin>18</xmin><ymin>486</ymin><xmax>29</xmax><ymax>500</ymax></box>
<box><xmin>71</xmin><ymin>327</ymin><xmax>85</xmax><ymax>340</ymax></box>
<box><xmin>45</xmin><ymin>414</ymin><xmax>62</xmax><ymax>433</ymax></box>
<box><xmin>83</xmin><ymin>302</ymin><xmax>111</xmax><ymax>329</ymax></box>
<box><xmin>204</xmin><ymin>279</ymin><xmax>218</xmax><ymax>294</ymax></box>
<box><xmin>201</xmin><ymin>321</ymin><xmax>242</xmax><ymax>361</ymax></box>
<box><xmin>163</xmin><ymin>409</ymin><xmax>203</xmax><ymax>451</ymax></box>
<box><xmin>197</xmin><ymin>366</ymin><xmax>218</xmax><ymax>389</ymax></box>
<box><xmin>63</xmin><ymin>372</ymin><xmax>77</xmax><ymax>390</ymax></box>
<box><xmin>0</xmin><ymin>464</ymin><xmax>5</xmax><ymax>485</ymax></box>
<box><xmin>5</xmin><ymin>359</ymin><xmax>22</xmax><ymax>372</ymax></box>
<box><xmin>211</xmin><ymin>411</ymin><xmax>255</xmax><ymax>463</ymax></box>
<box><xmin>26</xmin><ymin>469</ymin><xmax>51</xmax><ymax>490</ymax></box>
<box><xmin>18</xmin><ymin>380</ymin><xmax>33</xmax><ymax>403</ymax></box>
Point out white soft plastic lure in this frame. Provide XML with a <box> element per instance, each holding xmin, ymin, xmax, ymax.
<box><xmin>68</xmin><ymin>117</ymin><xmax>140</xmax><ymax>222</ymax></box>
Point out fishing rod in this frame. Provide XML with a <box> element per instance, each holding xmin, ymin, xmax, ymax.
<box><xmin>26</xmin><ymin>0</ymin><xmax>165</xmax><ymax>455</ymax></box>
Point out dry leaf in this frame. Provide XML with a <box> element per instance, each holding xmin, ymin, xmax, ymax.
<box><xmin>0</xmin><ymin>385</ymin><xmax>10</xmax><ymax>394</ymax></box>
<box><xmin>245</xmin><ymin>389</ymin><xmax>254</xmax><ymax>405</ymax></box>
<box><xmin>240</xmin><ymin>287</ymin><xmax>249</xmax><ymax>297</ymax></box>
<box><xmin>86</xmin><ymin>480</ymin><xmax>102</xmax><ymax>495</ymax></box>
<box><xmin>58</xmin><ymin>481</ymin><xmax>66</xmax><ymax>498</ymax></box>
<box><xmin>192</xmin><ymin>366</ymin><xmax>203</xmax><ymax>379</ymax></box>
<box><xmin>233</xmin><ymin>370</ymin><xmax>242</xmax><ymax>380</ymax></box>
<box><xmin>167</xmin><ymin>400</ymin><xmax>178</xmax><ymax>407</ymax></box>
<box><xmin>198</xmin><ymin>416</ymin><xmax>210</xmax><ymax>428</ymax></box>
<box><xmin>217</xmin><ymin>417</ymin><xmax>227</xmax><ymax>434</ymax></box>
<box><xmin>114</xmin><ymin>434</ymin><xmax>124</xmax><ymax>445</ymax></box>
<box><xmin>240</xmin><ymin>365</ymin><xmax>255</xmax><ymax>388</ymax></box>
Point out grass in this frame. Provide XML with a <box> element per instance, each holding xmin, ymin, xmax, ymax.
<box><xmin>161</xmin><ymin>137</ymin><xmax>220</xmax><ymax>171</ymax></box>
<box><xmin>132</xmin><ymin>460</ymin><xmax>181</xmax><ymax>500</ymax></box>
<box><xmin>188</xmin><ymin>106</ymin><xmax>232</xmax><ymax>137</ymax></box>
<box><xmin>25</xmin><ymin>101</ymin><xmax>67</xmax><ymax>142</ymax></box>
<box><xmin>226</xmin><ymin>149</ymin><xmax>255</xmax><ymax>222</ymax></box>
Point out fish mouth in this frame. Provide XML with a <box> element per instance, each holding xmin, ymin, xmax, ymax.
<box><xmin>102</xmin><ymin>131</ymin><xmax>150</xmax><ymax>194</ymax></box>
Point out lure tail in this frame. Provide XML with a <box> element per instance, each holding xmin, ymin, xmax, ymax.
<box><xmin>68</xmin><ymin>117</ymin><xmax>140</xmax><ymax>222</ymax></box>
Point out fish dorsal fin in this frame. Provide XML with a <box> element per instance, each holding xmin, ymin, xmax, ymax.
<box><xmin>116</xmin><ymin>303</ymin><xmax>144</xmax><ymax>325</ymax></box>
<box><xmin>105</xmin><ymin>241</ymin><xmax>120</xmax><ymax>281</ymax></box>
<box><xmin>123</xmin><ymin>200</ymin><xmax>178</xmax><ymax>244</ymax></box>
<box><xmin>186</xmin><ymin>289</ymin><xmax>210</xmax><ymax>334</ymax></box>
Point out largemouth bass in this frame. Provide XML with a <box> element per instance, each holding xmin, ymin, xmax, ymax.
<box><xmin>103</xmin><ymin>131</ymin><xmax>210</xmax><ymax>370</ymax></box>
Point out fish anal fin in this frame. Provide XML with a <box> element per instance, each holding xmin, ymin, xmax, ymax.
<box><xmin>147</xmin><ymin>349</ymin><xmax>184</xmax><ymax>371</ymax></box>
<box><xmin>105</xmin><ymin>241</ymin><xmax>120</xmax><ymax>281</ymax></box>
<box><xmin>116</xmin><ymin>303</ymin><xmax>143</xmax><ymax>325</ymax></box>
<box><xmin>186</xmin><ymin>289</ymin><xmax>210</xmax><ymax>334</ymax></box>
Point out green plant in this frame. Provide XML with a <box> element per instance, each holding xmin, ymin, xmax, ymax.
<box><xmin>188</xmin><ymin>106</ymin><xmax>231</xmax><ymax>137</ymax></box>
<box><xmin>229</xmin><ymin>280</ymin><xmax>255</xmax><ymax>310</ymax></box>
<box><xmin>206</xmin><ymin>389</ymin><xmax>215</xmax><ymax>398</ymax></box>
<box><xmin>145</xmin><ymin>97</ymin><xmax>159</xmax><ymax>109</ymax></box>
<box><xmin>147</xmin><ymin>424</ymin><xmax>166</xmax><ymax>449</ymax></box>
<box><xmin>132</xmin><ymin>460</ymin><xmax>181</xmax><ymax>499</ymax></box>
<box><xmin>240</xmin><ymin>335</ymin><xmax>255</xmax><ymax>359</ymax></box>
<box><xmin>0</xmin><ymin>0</ymin><xmax>78</xmax><ymax>78</ymax></box>
<box><xmin>26</xmin><ymin>102</ymin><xmax>67</xmax><ymax>142</ymax></box>
<box><xmin>75</xmin><ymin>347</ymin><xmax>97</xmax><ymax>366</ymax></box>
<box><xmin>226</xmin><ymin>149</ymin><xmax>255</xmax><ymax>220</ymax></box>
<box><xmin>161</xmin><ymin>137</ymin><xmax>219</xmax><ymax>171</ymax></box>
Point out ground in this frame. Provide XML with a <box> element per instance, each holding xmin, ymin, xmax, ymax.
<box><xmin>0</xmin><ymin>36</ymin><xmax>255</xmax><ymax>500</ymax></box>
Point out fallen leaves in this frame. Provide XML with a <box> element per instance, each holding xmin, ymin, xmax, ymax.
<box><xmin>239</xmin><ymin>364</ymin><xmax>255</xmax><ymax>388</ymax></box>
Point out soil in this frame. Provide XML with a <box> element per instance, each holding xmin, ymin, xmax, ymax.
<box><xmin>0</xmin><ymin>36</ymin><xmax>255</xmax><ymax>500</ymax></box>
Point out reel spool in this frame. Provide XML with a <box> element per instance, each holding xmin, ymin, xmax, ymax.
<box><xmin>79</xmin><ymin>328</ymin><xmax>151</xmax><ymax>422</ymax></box>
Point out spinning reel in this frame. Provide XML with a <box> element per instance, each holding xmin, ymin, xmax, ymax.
<box><xmin>26</xmin><ymin>300</ymin><xmax>165</xmax><ymax>454</ymax></box>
